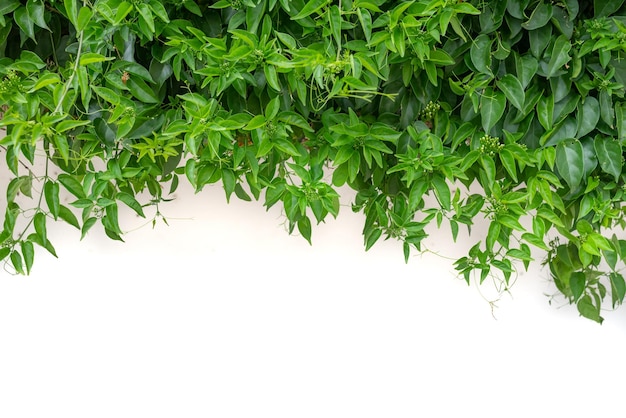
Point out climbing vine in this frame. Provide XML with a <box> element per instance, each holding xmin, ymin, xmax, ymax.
<box><xmin>2</xmin><ymin>0</ymin><xmax>626</xmax><ymax>322</ymax></box>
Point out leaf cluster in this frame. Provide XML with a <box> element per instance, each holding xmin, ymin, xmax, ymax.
<box><xmin>2</xmin><ymin>0</ymin><xmax>626</xmax><ymax>322</ymax></box>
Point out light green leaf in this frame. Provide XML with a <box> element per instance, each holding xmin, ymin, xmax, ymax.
<box><xmin>292</xmin><ymin>0</ymin><xmax>328</xmax><ymax>20</ymax></box>
<box><xmin>431</xmin><ymin>175</ymin><xmax>450</xmax><ymax>210</ymax></box>
<box><xmin>328</xmin><ymin>5</ymin><xmax>341</xmax><ymax>48</ymax></box>
<box><xmin>480</xmin><ymin>89</ymin><xmax>506</xmax><ymax>133</ymax></box>
<box><xmin>64</xmin><ymin>0</ymin><xmax>78</xmax><ymax>27</ymax></box>
<box><xmin>76</xmin><ymin>6</ymin><xmax>93</xmax><ymax>31</ymax></box>
<box><xmin>79</xmin><ymin>53</ymin><xmax>114</xmax><ymax>66</ymax></box>
<box><xmin>44</xmin><ymin>180</ymin><xmax>60</xmax><ymax>219</ymax></box>
<box><xmin>21</xmin><ymin>241</ymin><xmax>34</xmax><ymax>274</ymax></box>
<box><xmin>117</xmin><ymin>192</ymin><xmax>145</xmax><ymax>217</ymax></box>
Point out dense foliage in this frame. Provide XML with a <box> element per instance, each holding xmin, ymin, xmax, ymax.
<box><xmin>2</xmin><ymin>0</ymin><xmax>626</xmax><ymax>322</ymax></box>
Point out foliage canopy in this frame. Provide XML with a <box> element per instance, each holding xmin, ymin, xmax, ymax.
<box><xmin>2</xmin><ymin>0</ymin><xmax>626</xmax><ymax>322</ymax></box>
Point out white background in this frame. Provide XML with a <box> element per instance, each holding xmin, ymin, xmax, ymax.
<box><xmin>1</xmin><ymin>166</ymin><xmax>626</xmax><ymax>417</ymax></box>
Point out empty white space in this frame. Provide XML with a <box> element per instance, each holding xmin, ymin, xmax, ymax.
<box><xmin>1</xmin><ymin>165</ymin><xmax>625</xmax><ymax>417</ymax></box>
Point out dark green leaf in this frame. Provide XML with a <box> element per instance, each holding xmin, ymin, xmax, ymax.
<box><xmin>594</xmin><ymin>0</ymin><xmax>625</xmax><ymax>17</ymax></box>
<box><xmin>522</xmin><ymin>2</ymin><xmax>553</xmax><ymax>30</ymax></box>
<box><xmin>570</xmin><ymin>272</ymin><xmax>586</xmax><ymax>301</ymax></box>
<box><xmin>497</xmin><ymin>74</ymin><xmax>525</xmax><ymax>111</ymax></box>
<box><xmin>470</xmin><ymin>34</ymin><xmax>493</xmax><ymax>76</ymax></box>
<box><xmin>556</xmin><ymin>139</ymin><xmax>584</xmax><ymax>189</ymax></box>
<box><xmin>546</xmin><ymin>35</ymin><xmax>571</xmax><ymax>78</ymax></box>
<box><xmin>577</xmin><ymin>97</ymin><xmax>600</xmax><ymax>137</ymax></box>
<box><xmin>594</xmin><ymin>137</ymin><xmax>622</xmax><ymax>181</ymax></box>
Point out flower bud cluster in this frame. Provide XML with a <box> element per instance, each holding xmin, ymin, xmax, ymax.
<box><xmin>420</xmin><ymin>101</ymin><xmax>440</xmax><ymax>121</ymax></box>
<box><xmin>479</xmin><ymin>134</ymin><xmax>503</xmax><ymax>157</ymax></box>
<box><xmin>0</xmin><ymin>71</ymin><xmax>22</xmax><ymax>95</ymax></box>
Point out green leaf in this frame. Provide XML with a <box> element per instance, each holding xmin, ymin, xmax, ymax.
<box><xmin>570</xmin><ymin>272</ymin><xmax>586</xmax><ymax>301</ymax></box>
<box><xmin>56</xmin><ymin>119</ymin><xmax>91</xmax><ymax>133</ymax></box>
<box><xmin>52</xmin><ymin>135</ymin><xmax>70</xmax><ymax>164</ymax></box>
<box><xmin>600</xmin><ymin>89</ymin><xmax>614</xmax><ymax>127</ymax></box>
<box><xmin>117</xmin><ymin>192</ymin><xmax>145</xmax><ymax>217</ymax></box>
<box><xmin>515</xmin><ymin>53</ymin><xmax>539</xmax><ymax>89</ymax></box>
<box><xmin>497</xmin><ymin>74</ymin><xmax>525</xmax><ymax>111</ymax></box>
<box><xmin>594</xmin><ymin>137</ymin><xmax>622</xmax><ymax>181</ymax></box>
<box><xmin>14</xmin><ymin>7</ymin><xmax>35</xmax><ymax>40</ymax></box>
<box><xmin>616</xmin><ymin>103</ymin><xmax>626</xmax><ymax>143</ymax></box>
<box><xmin>44</xmin><ymin>180</ymin><xmax>60</xmax><ymax>219</ymax></box>
<box><xmin>222</xmin><ymin>169</ymin><xmax>236</xmax><ymax>202</ymax></box>
<box><xmin>76</xmin><ymin>6</ymin><xmax>93</xmax><ymax>31</ymax></box>
<box><xmin>58</xmin><ymin>205</ymin><xmax>80</xmax><ymax>229</ymax></box>
<box><xmin>365</xmin><ymin>227</ymin><xmax>382</xmax><ymax>251</ymax></box>
<box><xmin>64</xmin><ymin>0</ymin><xmax>78</xmax><ymax>27</ymax></box>
<box><xmin>498</xmin><ymin>214</ymin><xmax>525</xmax><ymax>232</ymax></box>
<box><xmin>431</xmin><ymin>175</ymin><xmax>450</xmax><ymax>210</ymax></box>
<box><xmin>499</xmin><ymin>148</ymin><xmax>518</xmax><ymax>182</ymax></box>
<box><xmin>81</xmin><ymin>217</ymin><xmax>97</xmax><ymax>240</ymax></box>
<box><xmin>328</xmin><ymin>5</ymin><xmax>341</xmax><ymax>48</ymax></box>
<box><xmin>546</xmin><ymin>35</ymin><xmax>571</xmax><ymax>78</ymax></box>
<box><xmin>58</xmin><ymin>174</ymin><xmax>85</xmax><ymax>199</ymax></box>
<box><xmin>521</xmin><ymin>232</ymin><xmax>549</xmax><ymax>250</ymax></box>
<box><xmin>577</xmin><ymin>295</ymin><xmax>602</xmax><ymax>323</ymax></box>
<box><xmin>136</xmin><ymin>3</ymin><xmax>155</xmax><ymax>33</ymax></box>
<box><xmin>33</xmin><ymin>212</ymin><xmax>47</xmax><ymax>246</ymax></box>
<box><xmin>594</xmin><ymin>0</ymin><xmax>625</xmax><ymax>17</ymax></box>
<box><xmin>480</xmin><ymin>155</ymin><xmax>496</xmax><ymax>187</ymax></box>
<box><xmin>10</xmin><ymin>250</ymin><xmax>24</xmax><ymax>275</ymax></box>
<box><xmin>29</xmin><ymin>73</ymin><xmax>61</xmax><ymax>92</ymax></box>
<box><xmin>486</xmin><ymin>222</ymin><xmax>500</xmax><ymax>252</ymax></box>
<box><xmin>522</xmin><ymin>2</ymin><xmax>553</xmax><ymax>30</ymax></box>
<box><xmin>470</xmin><ymin>34</ymin><xmax>493</xmax><ymax>76</ymax></box>
<box><xmin>265</xmin><ymin>96</ymin><xmax>281</xmax><ymax>120</ymax></box>
<box><xmin>357</xmin><ymin>8</ymin><xmax>372</xmax><ymax>43</ymax></box>
<box><xmin>245</xmin><ymin>114</ymin><xmax>267</xmax><ymax>130</ymax></box>
<box><xmin>537</xmin><ymin>95</ymin><xmax>554</xmax><ymax>130</ymax></box>
<box><xmin>126</xmin><ymin>78</ymin><xmax>159</xmax><ymax>103</ymax></box>
<box><xmin>480</xmin><ymin>89</ymin><xmax>506</xmax><ymax>133</ymax></box>
<box><xmin>577</xmin><ymin>97</ymin><xmax>600</xmax><ymax>137</ymax></box>
<box><xmin>27</xmin><ymin>0</ymin><xmax>49</xmax><ymax>30</ymax></box>
<box><xmin>298</xmin><ymin>215</ymin><xmax>312</xmax><ymax>244</ymax></box>
<box><xmin>264</xmin><ymin>65</ymin><xmax>280</xmax><ymax>91</ymax></box>
<box><xmin>610</xmin><ymin>273</ymin><xmax>626</xmax><ymax>308</ymax></box>
<box><xmin>79</xmin><ymin>53</ymin><xmax>114</xmax><ymax>66</ymax></box>
<box><xmin>292</xmin><ymin>0</ymin><xmax>327</xmax><ymax>20</ymax></box>
<box><xmin>556</xmin><ymin>139</ymin><xmax>584</xmax><ymax>189</ymax></box>
<box><xmin>20</xmin><ymin>241</ymin><xmax>34</xmax><ymax>274</ymax></box>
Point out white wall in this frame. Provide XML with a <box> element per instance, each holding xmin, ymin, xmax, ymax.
<box><xmin>1</xmin><ymin>168</ymin><xmax>626</xmax><ymax>417</ymax></box>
